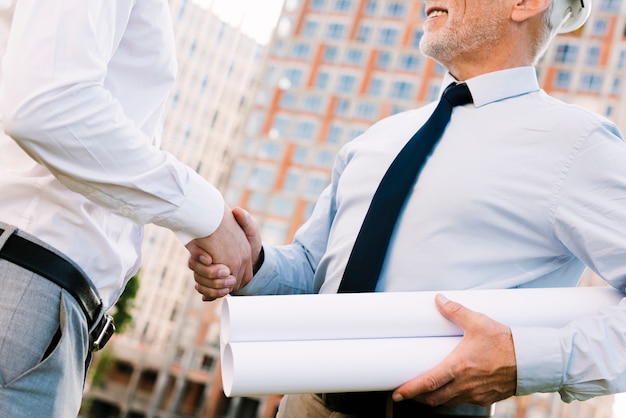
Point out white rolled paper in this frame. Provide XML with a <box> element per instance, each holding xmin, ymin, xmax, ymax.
<box><xmin>220</xmin><ymin>286</ymin><xmax>623</xmax><ymax>397</ymax></box>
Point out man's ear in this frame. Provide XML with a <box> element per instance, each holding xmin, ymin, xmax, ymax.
<box><xmin>511</xmin><ymin>0</ymin><xmax>551</xmax><ymax>23</ymax></box>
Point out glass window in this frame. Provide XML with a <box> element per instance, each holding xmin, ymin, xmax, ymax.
<box><xmin>386</xmin><ymin>2</ymin><xmax>405</xmax><ymax>17</ymax></box>
<box><xmin>229</xmin><ymin>161</ymin><xmax>248</xmax><ymax>185</ymax></box>
<box><xmin>258</xmin><ymin>141</ymin><xmax>283</xmax><ymax>160</ymax></box>
<box><xmin>334</xmin><ymin>0</ymin><xmax>352</xmax><ymax>12</ymax></box>
<box><xmin>579</xmin><ymin>73</ymin><xmax>603</xmax><ymax>92</ymax></box>
<box><xmin>345</xmin><ymin>48</ymin><xmax>364</xmax><ymax>65</ymax></box>
<box><xmin>305</xmin><ymin>175</ymin><xmax>329</xmax><ymax>198</ymax></box>
<box><xmin>368</xmin><ymin>77</ymin><xmax>384</xmax><ymax>96</ymax></box>
<box><xmin>302</xmin><ymin>20</ymin><xmax>319</xmax><ymax>37</ymax></box>
<box><xmin>618</xmin><ymin>49</ymin><xmax>626</xmax><ymax>69</ymax></box>
<box><xmin>247</xmin><ymin>192</ymin><xmax>267</xmax><ymax>212</ymax></box>
<box><xmin>291</xmin><ymin>42</ymin><xmax>312</xmax><ymax>59</ymax></box>
<box><xmin>314</xmin><ymin>150</ymin><xmax>335</xmax><ymax>168</ymax></box>
<box><xmin>271</xmin><ymin>116</ymin><xmax>291</xmax><ymax>138</ymax></box>
<box><xmin>323</xmin><ymin>45</ymin><xmax>338</xmax><ymax>62</ymax></box>
<box><xmin>310</xmin><ymin>0</ymin><xmax>325</xmax><ymax>10</ymax></box>
<box><xmin>269</xmin><ymin>197</ymin><xmax>296</xmax><ymax>217</ymax></box>
<box><xmin>365</xmin><ymin>0</ymin><xmax>377</xmax><ymax>15</ymax></box>
<box><xmin>326</xmin><ymin>23</ymin><xmax>346</xmax><ymax>39</ymax></box>
<box><xmin>355</xmin><ymin>102</ymin><xmax>379</xmax><ymax>119</ymax></box>
<box><xmin>376</xmin><ymin>51</ymin><xmax>392</xmax><ymax>68</ymax></box>
<box><xmin>327</xmin><ymin>124</ymin><xmax>344</xmax><ymax>144</ymax></box>
<box><xmin>378</xmin><ymin>27</ymin><xmax>399</xmax><ymax>45</ymax></box>
<box><xmin>284</xmin><ymin>68</ymin><xmax>304</xmax><ymax>86</ymax></box>
<box><xmin>554</xmin><ymin>44</ymin><xmax>578</xmax><ymax>64</ymax></box>
<box><xmin>586</xmin><ymin>45</ymin><xmax>601</xmax><ymax>66</ymax></box>
<box><xmin>357</xmin><ymin>25</ymin><xmax>372</xmax><ymax>43</ymax></box>
<box><xmin>303</xmin><ymin>95</ymin><xmax>323</xmax><ymax>112</ymax></box>
<box><xmin>390</xmin><ymin>80</ymin><xmax>414</xmax><ymax>99</ymax></box>
<box><xmin>294</xmin><ymin>120</ymin><xmax>317</xmax><ymax>141</ymax></box>
<box><xmin>314</xmin><ymin>71</ymin><xmax>331</xmax><ymax>89</ymax></box>
<box><xmin>592</xmin><ymin>18</ymin><xmax>608</xmax><ymax>36</ymax></box>
<box><xmin>555</xmin><ymin>71</ymin><xmax>572</xmax><ymax>88</ymax></box>
<box><xmin>336</xmin><ymin>74</ymin><xmax>357</xmax><ymax>93</ymax></box>
<box><xmin>611</xmin><ymin>77</ymin><xmax>620</xmax><ymax>95</ymax></box>
<box><xmin>292</xmin><ymin>146</ymin><xmax>309</xmax><ymax>164</ymax></box>
<box><xmin>283</xmin><ymin>170</ymin><xmax>301</xmax><ymax>192</ymax></box>
<box><xmin>280</xmin><ymin>92</ymin><xmax>298</xmax><ymax>109</ymax></box>
<box><xmin>411</xmin><ymin>30</ymin><xmax>423</xmax><ymax>47</ymax></box>
<box><xmin>398</xmin><ymin>54</ymin><xmax>422</xmax><ymax>71</ymax></box>
<box><xmin>334</xmin><ymin>99</ymin><xmax>350</xmax><ymax>116</ymax></box>
<box><xmin>249</xmin><ymin>166</ymin><xmax>276</xmax><ymax>189</ymax></box>
<box><xmin>599</xmin><ymin>0</ymin><xmax>621</xmax><ymax>12</ymax></box>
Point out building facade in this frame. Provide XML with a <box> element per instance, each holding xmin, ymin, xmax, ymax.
<box><xmin>83</xmin><ymin>0</ymin><xmax>626</xmax><ymax>417</ymax></box>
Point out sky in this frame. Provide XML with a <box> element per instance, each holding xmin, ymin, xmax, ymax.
<box><xmin>192</xmin><ymin>0</ymin><xmax>286</xmax><ymax>44</ymax></box>
<box><xmin>189</xmin><ymin>0</ymin><xmax>626</xmax><ymax>416</ymax></box>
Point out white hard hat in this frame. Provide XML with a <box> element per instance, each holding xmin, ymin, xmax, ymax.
<box><xmin>550</xmin><ymin>0</ymin><xmax>592</xmax><ymax>34</ymax></box>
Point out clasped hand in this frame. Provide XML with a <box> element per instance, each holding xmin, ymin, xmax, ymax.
<box><xmin>186</xmin><ymin>206</ymin><xmax>261</xmax><ymax>300</ymax></box>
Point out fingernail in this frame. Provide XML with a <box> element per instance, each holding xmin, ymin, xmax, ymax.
<box><xmin>199</xmin><ymin>255</ymin><xmax>209</xmax><ymax>265</ymax></box>
<box><xmin>224</xmin><ymin>277</ymin><xmax>237</xmax><ymax>287</ymax></box>
<box><xmin>437</xmin><ymin>294</ymin><xmax>450</xmax><ymax>304</ymax></box>
<box><xmin>392</xmin><ymin>393</ymin><xmax>403</xmax><ymax>402</ymax></box>
<box><xmin>218</xmin><ymin>267</ymin><xmax>229</xmax><ymax>277</ymax></box>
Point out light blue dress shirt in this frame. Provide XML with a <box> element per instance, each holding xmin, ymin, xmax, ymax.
<box><xmin>241</xmin><ymin>66</ymin><xmax>626</xmax><ymax>401</ymax></box>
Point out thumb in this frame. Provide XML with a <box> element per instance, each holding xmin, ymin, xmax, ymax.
<box><xmin>232</xmin><ymin>207</ymin><xmax>254</xmax><ymax>236</ymax></box>
<box><xmin>435</xmin><ymin>294</ymin><xmax>474</xmax><ymax>330</ymax></box>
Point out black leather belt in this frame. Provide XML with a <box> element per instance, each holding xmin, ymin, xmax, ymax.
<box><xmin>0</xmin><ymin>228</ymin><xmax>115</xmax><ymax>351</ymax></box>
<box><xmin>317</xmin><ymin>392</ymin><xmax>494</xmax><ymax>418</ymax></box>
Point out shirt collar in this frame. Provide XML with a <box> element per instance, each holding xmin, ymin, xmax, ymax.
<box><xmin>441</xmin><ymin>66</ymin><xmax>541</xmax><ymax>108</ymax></box>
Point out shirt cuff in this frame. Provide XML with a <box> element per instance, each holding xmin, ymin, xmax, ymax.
<box><xmin>167</xmin><ymin>175</ymin><xmax>225</xmax><ymax>244</ymax></box>
<box><xmin>235</xmin><ymin>243</ymin><xmax>279</xmax><ymax>295</ymax></box>
<box><xmin>511</xmin><ymin>326</ymin><xmax>564</xmax><ymax>395</ymax></box>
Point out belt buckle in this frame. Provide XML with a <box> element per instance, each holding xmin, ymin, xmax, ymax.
<box><xmin>91</xmin><ymin>314</ymin><xmax>115</xmax><ymax>351</ymax></box>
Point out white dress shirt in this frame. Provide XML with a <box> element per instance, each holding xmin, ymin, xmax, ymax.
<box><xmin>243</xmin><ymin>67</ymin><xmax>626</xmax><ymax>401</ymax></box>
<box><xmin>0</xmin><ymin>0</ymin><xmax>224</xmax><ymax>308</ymax></box>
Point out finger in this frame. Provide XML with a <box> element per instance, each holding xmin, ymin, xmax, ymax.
<box><xmin>435</xmin><ymin>294</ymin><xmax>483</xmax><ymax>332</ymax></box>
<box><xmin>188</xmin><ymin>256</ymin><xmax>230</xmax><ymax>278</ymax></box>
<box><xmin>195</xmin><ymin>282</ymin><xmax>232</xmax><ymax>300</ymax></box>
<box><xmin>392</xmin><ymin>366</ymin><xmax>455</xmax><ymax>404</ymax></box>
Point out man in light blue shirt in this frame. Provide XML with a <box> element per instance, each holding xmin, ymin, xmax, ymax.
<box><xmin>189</xmin><ymin>0</ymin><xmax>626</xmax><ymax>417</ymax></box>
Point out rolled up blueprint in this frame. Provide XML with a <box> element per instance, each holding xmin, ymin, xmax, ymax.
<box><xmin>221</xmin><ymin>286</ymin><xmax>624</xmax><ymax>396</ymax></box>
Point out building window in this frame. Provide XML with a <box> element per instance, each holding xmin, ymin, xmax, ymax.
<box><xmin>323</xmin><ymin>45</ymin><xmax>338</xmax><ymax>62</ymax></box>
<box><xmin>310</xmin><ymin>0</ymin><xmax>326</xmax><ymax>10</ymax></box>
<box><xmin>336</xmin><ymin>74</ymin><xmax>357</xmax><ymax>93</ymax></box>
<box><xmin>302</xmin><ymin>19</ymin><xmax>319</xmax><ymax>37</ymax></box>
<box><xmin>368</xmin><ymin>77</ymin><xmax>384</xmax><ymax>96</ymax></box>
<box><xmin>357</xmin><ymin>25</ymin><xmax>372</xmax><ymax>42</ymax></box>
<box><xmin>555</xmin><ymin>70</ymin><xmax>572</xmax><ymax>89</ymax></box>
<box><xmin>258</xmin><ymin>141</ymin><xmax>283</xmax><ymax>160</ymax></box>
<box><xmin>390</xmin><ymin>80</ymin><xmax>414</xmax><ymax>99</ymax></box>
<box><xmin>305</xmin><ymin>175</ymin><xmax>329</xmax><ymax>198</ymax></box>
<box><xmin>269</xmin><ymin>197</ymin><xmax>296</xmax><ymax>217</ymax></box>
<box><xmin>249</xmin><ymin>165</ymin><xmax>276</xmax><ymax>190</ymax></box>
<box><xmin>283</xmin><ymin>170</ymin><xmax>301</xmax><ymax>192</ymax></box>
<box><xmin>303</xmin><ymin>95</ymin><xmax>323</xmax><ymax>112</ymax></box>
<box><xmin>294</xmin><ymin>120</ymin><xmax>317</xmax><ymax>141</ymax></box>
<box><xmin>314</xmin><ymin>150</ymin><xmax>335</xmax><ymax>168</ymax></box>
<box><xmin>271</xmin><ymin>116</ymin><xmax>291</xmax><ymax>138</ymax></box>
<box><xmin>386</xmin><ymin>2</ymin><xmax>405</xmax><ymax>17</ymax></box>
<box><xmin>280</xmin><ymin>92</ymin><xmax>298</xmax><ymax>109</ymax></box>
<box><xmin>376</xmin><ymin>51</ymin><xmax>392</xmax><ymax>69</ymax></box>
<box><xmin>365</xmin><ymin>0</ymin><xmax>377</xmax><ymax>15</ymax></box>
<box><xmin>292</xmin><ymin>146</ymin><xmax>309</xmax><ymax>164</ymax></box>
<box><xmin>599</xmin><ymin>0</ymin><xmax>621</xmax><ymax>11</ymax></box>
<box><xmin>554</xmin><ymin>44</ymin><xmax>578</xmax><ymax>64</ymax></box>
<box><xmin>355</xmin><ymin>102</ymin><xmax>379</xmax><ymax>119</ymax></box>
<box><xmin>314</xmin><ymin>71</ymin><xmax>331</xmax><ymax>89</ymax></box>
<box><xmin>378</xmin><ymin>27</ymin><xmax>399</xmax><ymax>45</ymax></box>
<box><xmin>579</xmin><ymin>73</ymin><xmax>604</xmax><ymax>92</ymax></box>
<box><xmin>291</xmin><ymin>42</ymin><xmax>312</xmax><ymax>59</ymax></box>
<box><xmin>326</xmin><ymin>23</ymin><xmax>346</xmax><ymax>40</ymax></box>
<box><xmin>248</xmin><ymin>192</ymin><xmax>267</xmax><ymax>212</ymax></box>
<box><xmin>284</xmin><ymin>68</ymin><xmax>304</xmax><ymax>87</ymax></box>
<box><xmin>334</xmin><ymin>0</ymin><xmax>352</xmax><ymax>12</ymax></box>
<box><xmin>411</xmin><ymin>30</ymin><xmax>423</xmax><ymax>47</ymax></box>
<box><xmin>334</xmin><ymin>99</ymin><xmax>350</xmax><ymax>116</ymax></box>
<box><xmin>344</xmin><ymin>48</ymin><xmax>364</xmax><ymax>65</ymax></box>
<box><xmin>586</xmin><ymin>45</ymin><xmax>601</xmax><ymax>66</ymax></box>
<box><xmin>398</xmin><ymin>54</ymin><xmax>422</xmax><ymax>71</ymax></box>
<box><xmin>327</xmin><ymin>124</ymin><xmax>344</xmax><ymax>144</ymax></box>
<box><xmin>591</xmin><ymin>18</ymin><xmax>608</xmax><ymax>36</ymax></box>
<box><xmin>618</xmin><ymin>49</ymin><xmax>626</xmax><ymax>69</ymax></box>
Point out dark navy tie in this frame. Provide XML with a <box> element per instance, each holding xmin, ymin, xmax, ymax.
<box><xmin>338</xmin><ymin>82</ymin><xmax>473</xmax><ymax>293</ymax></box>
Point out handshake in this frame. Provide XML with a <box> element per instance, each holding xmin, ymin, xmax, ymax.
<box><xmin>185</xmin><ymin>205</ymin><xmax>262</xmax><ymax>301</ymax></box>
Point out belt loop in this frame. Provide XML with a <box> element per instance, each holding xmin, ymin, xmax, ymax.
<box><xmin>0</xmin><ymin>226</ymin><xmax>17</xmax><ymax>250</ymax></box>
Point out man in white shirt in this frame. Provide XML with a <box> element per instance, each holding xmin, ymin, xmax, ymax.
<box><xmin>190</xmin><ymin>0</ymin><xmax>626</xmax><ymax>417</ymax></box>
<box><xmin>0</xmin><ymin>1</ymin><xmax>251</xmax><ymax>416</ymax></box>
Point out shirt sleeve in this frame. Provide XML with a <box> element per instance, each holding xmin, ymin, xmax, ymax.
<box><xmin>513</xmin><ymin>116</ymin><xmax>626</xmax><ymax>401</ymax></box>
<box><xmin>0</xmin><ymin>0</ymin><xmax>223</xmax><ymax>242</ymax></box>
<box><xmin>236</xmin><ymin>143</ymin><xmax>349</xmax><ymax>296</ymax></box>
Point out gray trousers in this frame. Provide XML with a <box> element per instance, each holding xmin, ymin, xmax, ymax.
<box><xmin>0</xmin><ymin>226</ymin><xmax>89</xmax><ymax>417</ymax></box>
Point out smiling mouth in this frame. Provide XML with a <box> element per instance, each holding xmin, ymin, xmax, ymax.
<box><xmin>426</xmin><ymin>8</ymin><xmax>448</xmax><ymax>18</ymax></box>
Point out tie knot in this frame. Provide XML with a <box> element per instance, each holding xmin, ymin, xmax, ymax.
<box><xmin>442</xmin><ymin>82</ymin><xmax>473</xmax><ymax>107</ymax></box>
